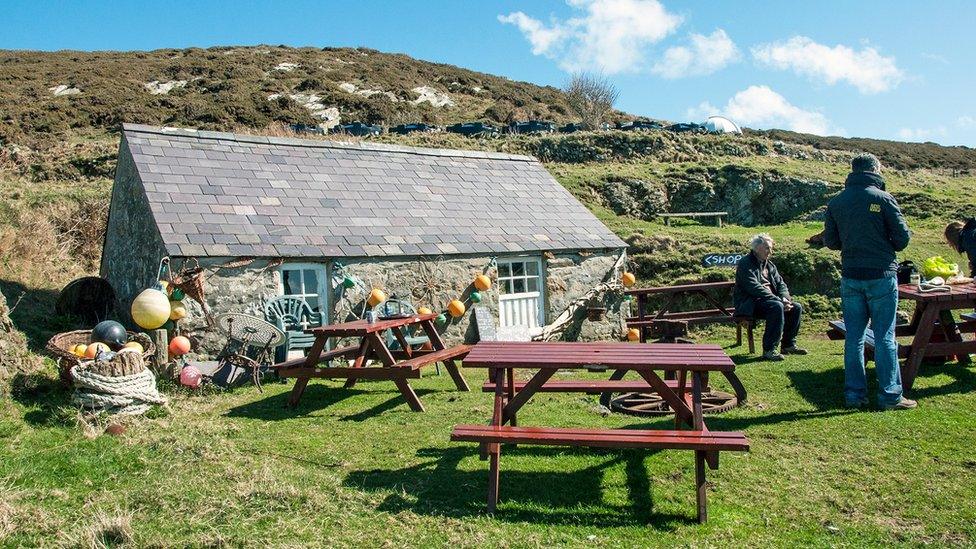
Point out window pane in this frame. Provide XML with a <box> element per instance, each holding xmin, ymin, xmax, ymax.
<box><xmin>305</xmin><ymin>296</ymin><xmax>320</xmax><ymax>312</ymax></box>
<box><xmin>498</xmin><ymin>263</ymin><xmax>511</xmax><ymax>278</ymax></box>
<box><xmin>513</xmin><ymin>278</ymin><xmax>525</xmax><ymax>293</ymax></box>
<box><xmin>282</xmin><ymin>270</ymin><xmax>300</xmax><ymax>294</ymax></box>
<box><xmin>526</xmin><ymin>261</ymin><xmax>539</xmax><ymax>275</ymax></box>
<box><xmin>512</xmin><ymin>262</ymin><xmax>525</xmax><ymax>276</ymax></box>
<box><xmin>303</xmin><ymin>269</ymin><xmax>318</xmax><ymax>294</ymax></box>
<box><xmin>527</xmin><ymin>278</ymin><xmax>538</xmax><ymax>292</ymax></box>
<box><xmin>501</xmin><ymin>280</ymin><xmax>511</xmax><ymax>294</ymax></box>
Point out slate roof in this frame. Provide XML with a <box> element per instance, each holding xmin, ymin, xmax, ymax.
<box><xmin>121</xmin><ymin>123</ymin><xmax>626</xmax><ymax>258</ymax></box>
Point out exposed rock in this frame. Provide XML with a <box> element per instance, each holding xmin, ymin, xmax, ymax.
<box><xmin>144</xmin><ymin>80</ymin><xmax>187</xmax><ymax>95</ymax></box>
<box><xmin>267</xmin><ymin>93</ymin><xmax>340</xmax><ymax>127</ymax></box>
<box><xmin>338</xmin><ymin>82</ymin><xmax>399</xmax><ymax>102</ymax></box>
<box><xmin>49</xmin><ymin>84</ymin><xmax>81</xmax><ymax>96</ymax></box>
<box><xmin>598</xmin><ymin>178</ymin><xmax>668</xmax><ymax>220</ymax></box>
<box><xmin>273</xmin><ymin>62</ymin><xmax>299</xmax><ymax>72</ymax></box>
<box><xmin>411</xmin><ymin>85</ymin><xmax>454</xmax><ymax>107</ymax></box>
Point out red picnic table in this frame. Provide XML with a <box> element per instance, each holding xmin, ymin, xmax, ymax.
<box><xmin>898</xmin><ymin>282</ymin><xmax>976</xmax><ymax>392</ymax></box>
<box><xmin>450</xmin><ymin>341</ymin><xmax>750</xmax><ymax>523</ymax></box>
<box><xmin>274</xmin><ymin>312</ymin><xmax>470</xmax><ymax>412</ymax></box>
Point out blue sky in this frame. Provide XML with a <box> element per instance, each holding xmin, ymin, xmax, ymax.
<box><xmin>3</xmin><ymin>0</ymin><xmax>975</xmax><ymax>146</ymax></box>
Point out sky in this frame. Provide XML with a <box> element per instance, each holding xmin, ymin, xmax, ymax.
<box><xmin>2</xmin><ymin>0</ymin><xmax>975</xmax><ymax>146</ymax></box>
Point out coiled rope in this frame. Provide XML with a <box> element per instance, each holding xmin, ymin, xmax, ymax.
<box><xmin>70</xmin><ymin>366</ymin><xmax>168</xmax><ymax>415</ymax></box>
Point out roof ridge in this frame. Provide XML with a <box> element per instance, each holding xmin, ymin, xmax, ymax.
<box><xmin>121</xmin><ymin>123</ymin><xmax>536</xmax><ymax>162</ymax></box>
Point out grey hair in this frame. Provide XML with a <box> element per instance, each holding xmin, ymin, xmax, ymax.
<box><xmin>851</xmin><ymin>153</ymin><xmax>881</xmax><ymax>173</ymax></box>
<box><xmin>750</xmin><ymin>233</ymin><xmax>774</xmax><ymax>251</ymax></box>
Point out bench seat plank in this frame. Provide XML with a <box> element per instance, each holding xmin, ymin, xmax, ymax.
<box><xmin>451</xmin><ymin>424</ymin><xmax>749</xmax><ymax>451</ymax></box>
<box><xmin>270</xmin><ymin>344</ymin><xmax>361</xmax><ymax>370</ymax></box>
<box><xmin>393</xmin><ymin>344</ymin><xmax>471</xmax><ymax>370</ymax></box>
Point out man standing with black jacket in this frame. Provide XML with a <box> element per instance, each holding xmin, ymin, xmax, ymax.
<box><xmin>823</xmin><ymin>153</ymin><xmax>915</xmax><ymax>410</ymax></box>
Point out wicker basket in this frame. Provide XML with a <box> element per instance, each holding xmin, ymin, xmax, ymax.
<box><xmin>46</xmin><ymin>330</ymin><xmax>155</xmax><ymax>384</ymax></box>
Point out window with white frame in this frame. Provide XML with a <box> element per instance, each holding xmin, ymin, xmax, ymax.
<box><xmin>497</xmin><ymin>258</ymin><xmax>544</xmax><ymax>328</ymax></box>
<box><xmin>279</xmin><ymin>263</ymin><xmax>327</xmax><ymax>314</ymax></box>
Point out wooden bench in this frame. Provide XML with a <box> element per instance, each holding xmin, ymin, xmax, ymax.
<box><xmin>963</xmin><ymin>312</ymin><xmax>976</xmax><ymax>322</ymax></box>
<box><xmin>451</xmin><ymin>424</ymin><xmax>749</xmax><ymax>522</ymax></box>
<box><xmin>658</xmin><ymin>211</ymin><xmax>728</xmax><ymax>227</ymax></box>
<box><xmin>393</xmin><ymin>344</ymin><xmax>472</xmax><ymax>391</ymax></box>
<box><xmin>826</xmin><ymin>320</ymin><xmax>910</xmax><ymax>359</ymax></box>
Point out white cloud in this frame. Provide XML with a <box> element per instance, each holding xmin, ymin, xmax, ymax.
<box><xmin>897</xmin><ymin>126</ymin><xmax>947</xmax><ymax>142</ymax></box>
<box><xmin>498</xmin><ymin>0</ymin><xmax>683</xmax><ymax>74</ymax></box>
<box><xmin>687</xmin><ymin>85</ymin><xmax>835</xmax><ymax>135</ymax></box>
<box><xmin>752</xmin><ymin>36</ymin><xmax>904</xmax><ymax>94</ymax></box>
<box><xmin>652</xmin><ymin>29</ymin><xmax>739</xmax><ymax>78</ymax></box>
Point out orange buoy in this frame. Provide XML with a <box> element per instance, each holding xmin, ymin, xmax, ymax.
<box><xmin>621</xmin><ymin>272</ymin><xmax>637</xmax><ymax>288</ymax></box>
<box><xmin>447</xmin><ymin>299</ymin><xmax>466</xmax><ymax>318</ymax></box>
<box><xmin>417</xmin><ymin>306</ymin><xmax>433</xmax><ymax>315</ymax></box>
<box><xmin>626</xmin><ymin>328</ymin><xmax>640</xmax><ymax>342</ymax></box>
<box><xmin>168</xmin><ymin>335</ymin><xmax>192</xmax><ymax>356</ymax></box>
<box><xmin>84</xmin><ymin>342</ymin><xmax>109</xmax><ymax>359</ymax></box>
<box><xmin>474</xmin><ymin>274</ymin><xmax>492</xmax><ymax>291</ymax></box>
<box><xmin>367</xmin><ymin>288</ymin><xmax>387</xmax><ymax>307</ymax></box>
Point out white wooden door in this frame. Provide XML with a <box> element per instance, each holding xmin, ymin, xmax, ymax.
<box><xmin>497</xmin><ymin>258</ymin><xmax>544</xmax><ymax>328</ymax></box>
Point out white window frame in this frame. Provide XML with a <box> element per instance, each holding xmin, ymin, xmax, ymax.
<box><xmin>277</xmin><ymin>262</ymin><xmax>329</xmax><ymax>323</ymax></box>
<box><xmin>496</xmin><ymin>256</ymin><xmax>545</xmax><ymax>328</ymax></box>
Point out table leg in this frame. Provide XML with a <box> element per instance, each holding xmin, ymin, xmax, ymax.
<box><xmin>342</xmin><ymin>337</ymin><xmax>372</xmax><ymax>389</ymax></box>
<box><xmin>635</xmin><ymin>369</ymin><xmax>695</xmax><ymax>428</ymax></box>
<box><xmin>903</xmin><ymin>303</ymin><xmax>941</xmax><ymax>393</ymax></box>
<box><xmin>722</xmin><ymin>370</ymin><xmax>748</xmax><ymax>403</ymax></box>
<box><xmin>419</xmin><ymin>319</ymin><xmax>447</xmax><ymax>350</ymax></box>
<box><xmin>675</xmin><ymin>370</ymin><xmax>687</xmax><ymax>430</ymax></box>
<box><xmin>938</xmin><ymin>309</ymin><xmax>972</xmax><ymax>364</ymax></box>
<box><xmin>506</xmin><ymin>368</ymin><xmax>517</xmax><ymax>427</ymax></box>
<box><xmin>393</xmin><ymin>375</ymin><xmax>425</xmax><ymax>412</ymax></box>
<box><xmin>391</xmin><ymin>326</ymin><xmax>413</xmax><ymax>358</ymax></box>
<box><xmin>288</xmin><ymin>336</ymin><xmax>327</xmax><ymax>407</ymax></box>
<box><xmin>443</xmin><ymin>359</ymin><xmax>470</xmax><ymax>391</ymax></box>
<box><xmin>695</xmin><ymin>450</ymin><xmax>707</xmax><ymax>524</ymax></box>
<box><xmin>487</xmin><ymin>448</ymin><xmax>501</xmax><ymax>513</ymax></box>
<box><xmin>502</xmin><ymin>368</ymin><xmax>556</xmax><ymax>424</ymax></box>
<box><xmin>691</xmin><ymin>372</ymin><xmax>704</xmax><ymax>431</ymax></box>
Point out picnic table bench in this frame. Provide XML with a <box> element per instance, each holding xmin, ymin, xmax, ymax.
<box><xmin>626</xmin><ymin>281</ymin><xmax>756</xmax><ymax>352</ymax></box>
<box><xmin>452</xmin><ymin>341</ymin><xmax>749</xmax><ymax>523</ymax></box>
<box><xmin>826</xmin><ymin>283</ymin><xmax>976</xmax><ymax>393</ymax></box>
<box><xmin>658</xmin><ymin>211</ymin><xmax>728</xmax><ymax>227</ymax></box>
<box><xmin>273</xmin><ymin>312</ymin><xmax>470</xmax><ymax>412</ymax></box>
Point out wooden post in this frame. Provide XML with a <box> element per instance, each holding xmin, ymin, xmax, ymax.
<box><xmin>151</xmin><ymin>329</ymin><xmax>169</xmax><ymax>377</ymax></box>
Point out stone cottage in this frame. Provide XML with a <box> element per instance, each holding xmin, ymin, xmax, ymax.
<box><xmin>101</xmin><ymin>123</ymin><xmax>628</xmax><ymax>355</ymax></box>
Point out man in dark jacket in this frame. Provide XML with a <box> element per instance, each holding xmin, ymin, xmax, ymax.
<box><xmin>733</xmin><ymin>233</ymin><xmax>806</xmax><ymax>361</ymax></box>
<box><xmin>944</xmin><ymin>218</ymin><xmax>976</xmax><ymax>276</ymax></box>
<box><xmin>823</xmin><ymin>153</ymin><xmax>915</xmax><ymax>411</ymax></box>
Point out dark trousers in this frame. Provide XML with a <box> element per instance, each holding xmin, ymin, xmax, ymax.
<box><xmin>753</xmin><ymin>299</ymin><xmax>802</xmax><ymax>353</ymax></box>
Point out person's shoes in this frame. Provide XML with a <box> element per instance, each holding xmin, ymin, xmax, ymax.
<box><xmin>881</xmin><ymin>397</ymin><xmax>918</xmax><ymax>411</ymax></box>
<box><xmin>845</xmin><ymin>397</ymin><xmax>869</xmax><ymax>409</ymax></box>
<box><xmin>781</xmin><ymin>346</ymin><xmax>808</xmax><ymax>355</ymax></box>
<box><xmin>762</xmin><ymin>350</ymin><xmax>785</xmax><ymax>361</ymax></box>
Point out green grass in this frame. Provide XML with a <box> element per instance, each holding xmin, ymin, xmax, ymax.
<box><xmin>3</xmin><ymin>330</ymin><xmax>975</xmax><ymax>546</ymax></box>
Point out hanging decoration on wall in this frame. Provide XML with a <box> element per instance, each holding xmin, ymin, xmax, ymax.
<box><xmin>435</xmin><ymin>313</ymin><xmax>448</xmax><ymax>326</ymax></box>
<box><xmin>474</xmin><ymin>274</ymin><xmax>492</xmax><ymax>291</ymax></box>
<box><xmin>626</xmin><ymin>328</ymin><xmax>640</xmax><ymax>341</ymax></box>
<box><xmin>447</xmin><ymin>299</ymin><xmax>466</xmax><ymax>318</ymax></box>
<box><xmin>367</xmin><ymin>288</ymin><xmax>387</xmax><ymax>307</ymax></box>
<box><xmin>621</xmin><ymin>271</ymin><xmax>637</xmax><ymax>288</ymax></box>
<box><xmin>469</xmin><ymin>291</ymin><xmax>482</xmax><ymax>304</ymax></box>
<box><xmin>418</xmin><ymin>306</ymin><xmax>433</xmax><ymax>315</ymax></box>
<box><xmin>131</xmin><ymin>287</ymin><xmax>171</xmax><ymax>330</ymax></box>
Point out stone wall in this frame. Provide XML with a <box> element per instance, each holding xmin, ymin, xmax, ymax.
<box><xmin>99</xmin><ymin>138</ymin><xmax>169</xmax><ymax>325</ymax></box>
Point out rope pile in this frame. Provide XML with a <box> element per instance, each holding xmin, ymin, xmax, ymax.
<box><xmin>70</xmin><ymin>366</ymin><xmax>168</xmax><ymax>415</ymax></box>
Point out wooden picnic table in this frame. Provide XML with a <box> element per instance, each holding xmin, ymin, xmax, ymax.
<box><xmin>898</xmin><ymin>282</ymin><xmax>976</xmax><ymax>392</ymax></box>
<box><xmin>625</xmin><ymin>281</ymin><xmax>754</xmax><ymax>350</ymax></box>
<box><xmin>273</xmin><ymin>312</ymin><xmax>470</xmax><ymax>412</ymax></box>
<box><xmin>451</xmin><ymin>341</ymin><xmax>749</xmax><ymax>523</ymax></box>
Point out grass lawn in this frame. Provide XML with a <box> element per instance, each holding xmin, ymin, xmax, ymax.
<box><xmin>3</xmin><ymin>329</ymin><xmax>975</xmax><ymax>547</ymax></box>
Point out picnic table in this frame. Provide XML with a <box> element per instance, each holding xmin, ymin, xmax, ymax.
<box><xmin>273</xmin><ymin>312</ymin><xmax>470</xmax><ymax>412</ymax></box>
<box><xmin>450</xmin><ymin>341</ymin><xmax>750</xmax><ymax>523</ymax></box>
<box><xmin>826</xmin><ymin>282</ymin><xmax>976</xmax><ymax>393</ymax></box>
<box><xmin>626</xmin><ymin>281</ymin><xmax>755</xmax><ymax>351</ymax></box>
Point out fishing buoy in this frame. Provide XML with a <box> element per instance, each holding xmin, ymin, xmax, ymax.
<box><xmin>435</xmin><ymin>313</ymin><xmax>447</xmax><ymax>326</ymax></box>
<box><xmin>170</xmin><ymin>287</ymin><xmax>185</xmax><ymax>301</ymax></box>
<box><xmin>84</xmin><ymin>342</ymin><xmax>110</xmax><ymax>359</ymax></box>
<box><xmin>169</xmin><ymin>300</ymin><xmax>187</xmax><ymax>321</ymax></box>
<box><xmin>417</xmin><ymin>306</ymin><xmax>433</xmax><ymax>315</ymax></box>
<box><xmin>72</xmin><ymin>344</ymin><xmax>88</xmax><ymax>357</ymax></box>
<box><xmin>92</xmin><ymin>320</ymin><xmax>127</xmax><ymax>350</ymax></box>
<box><xmin>159</xmin><ymin>280</ymin><xmax>169</xmax><ymax>293</ymax></box>
<box><xmin>367</xmin><ymin>288</ymin><xmax>387</xmax><ymax>307</ymax></box>
<box><xmin>469</xmin><ymin>291</ymin><xmax>482</xmax><ymax>304</ymax></box>
<box><xmin>448</xmin><ymin>299</ymin><xmax>466</xmax><ymax>318</ymax></box>
<box><xmin>180</xmin><ymin>365</ymin><xmax>202</xmax><ymax>389</ymax></box>
<box><xmin>626</xmin><ymin>328</ymin><xmax>640</xmax><ymax>342</ymax></box>
<box><xmin>342</xmin><ymin>276</ymin><xmax>356</xmax><ymax>289</ymax></box>
<box><xmin>169</xmin><ymin>335</ymin><xmax>192</xmax><ymax>356</ymax></box>
<box><xmin>474</xmin><ymin>274</ymin><xmax>492</xmax><ymax>291</ymax></box>
<box><xmin>621</xmin><ymin>272</ymin><xmax>637</xmax><ymax>288</ymax></box>
<box><xmin>131</xmin><ymin>288</ymin><xmax>171</xmax><ymax>330</ymax></box>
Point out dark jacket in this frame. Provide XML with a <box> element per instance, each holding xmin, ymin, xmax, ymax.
<box><xmin>959</xmin><ymin>217</ymin><xmax>976</xmax><ymax>276</ymax></box>
<box><xmin>733</xmin><ymin>251</ymin><xmax>790</xmax><ymax>317</ymax></box>
<box><xmin>823</xmin><ymin>171</ymin><xmax>911</xmax><ymax>279</ymax></box>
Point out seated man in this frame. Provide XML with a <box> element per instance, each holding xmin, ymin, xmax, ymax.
<box><xmin>733</xmin><ymin>233</ymin><xmax>807</xmax><ymax>361</ymax></box>
<box><xmin>944</xmin><ymin>218</ymin><xmax>976</xmax><ymax>276</ymax></box>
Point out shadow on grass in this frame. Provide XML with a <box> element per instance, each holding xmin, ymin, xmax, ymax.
<box><xmin>0</xmin><ymin>279</ymin><xmax>74</xmax><ymax>352</ymax></box>
<box><xmin>909</xmin><ymin>358</ymin><xmax>976</xmax><ymax>399</ymax></box>
<box><xmin>344</xmin><ymin>446</ymin><xmax>692</xmax><ymax>528</ymax></box>
<box><xmin>224</xmin><ymin>382</ymin><xmax>438</xmax><ymax>421</ymax></box>
<box><xmin>8</xmin><ymin>372</ymin><xmax>76</xmax><ymax>427</ymax></box>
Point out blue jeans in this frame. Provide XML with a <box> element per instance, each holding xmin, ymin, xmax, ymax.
<box><xmin>753</xmin><ymin>299</ymin><xmax>802</xmax><ymax>353</ymax></box>
<box><xmin>840</xmin><ymin>276</ymin><xmax>903</xmax><ymax>405</ymax></box>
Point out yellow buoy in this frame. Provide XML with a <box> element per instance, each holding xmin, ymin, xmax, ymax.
<box><xmin>626</xmin><ymin>328</ymin><xmax>640</xmax><ymax>342</ymax></box>
<box><xmin>417</xmin><ymin>306</ymin><xmax>433</xmax><ymax>315</ymax></box>
<box><xmin>131</xmin><ymin>288</ymin><xmax>171</xmax><ymax>330</ymax></box>
<box><xmin>367</xmin><ymin>288</ymin><xmax>387</xmax><ymax>307</ymax></box>
<box><xmin>448</xmin><ymin>299</ymin><xmax>466</xmax><ymax>318</ymax></box>
<box><xmin>73</xmin><ymin>344</ymin><xmax>88</xmax><ymax>357</ymax></box>
<box><xmin>169</xmin><ymin>300</ymin><xmax>187</xmax><ymax>321</ymax></box>
<box><xmin>474</xmin><ymin>274</ymin><xmax>492</xmax><ymax>291</ymax></box>
<box><xmin>621</xmin><ymin>272</ymin><xmax>637</xmax><ymax>288</ymax></box>
<box><xmin>123</xmin><ymin>341</ymin><xmax>144</xmax><ymax>354</ymax></box>
<box><xmin>159</xmin><ymin>280</ymin><xmax>169</xmax><ymax>293</ymax></box>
